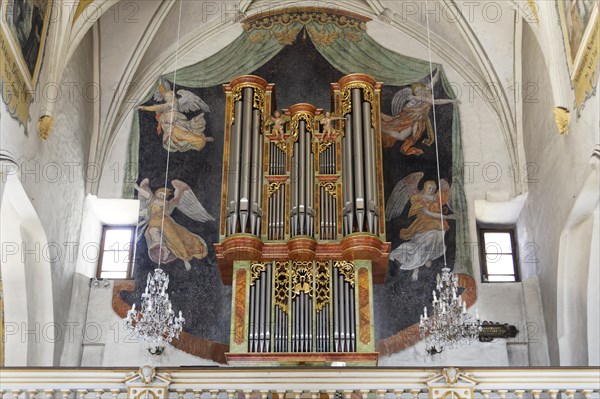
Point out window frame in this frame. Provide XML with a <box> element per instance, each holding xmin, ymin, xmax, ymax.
<box><xmin>477</xmin><ymin>226</ymin><xmax>520</xmax><ymax>283</ymax></box>
<box><xmin>97</xmin><ymin>225</ymin><xmax>135</xmax><ymax>280</ymax></box>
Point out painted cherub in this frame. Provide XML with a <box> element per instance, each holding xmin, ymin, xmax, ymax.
<box><xmin>264</xmin><ymin>110</ymin><xmax>290</xmax><ymax>141</ymax></box>
<box><xmin>315</xmin><ymin>111</ymin><xmax>345</xmax><ymax>141</ymax></box>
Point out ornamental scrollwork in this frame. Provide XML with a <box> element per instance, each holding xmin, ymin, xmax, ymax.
<box><xmin>333</xmin><ymin>260</ymin><xmax>355</xmax><ymax>287</ymax></box>
<box><xmin>250</xmin><ymin>262</ymin><xmax>267</xmax><ymax>285</ymax></box>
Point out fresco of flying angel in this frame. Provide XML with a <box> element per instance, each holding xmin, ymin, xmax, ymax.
<box><xmin>381</xmin><ymin>68</ymin><xmax>458</xmax><ymax>156</ymax></box>
<box><xmin>386</xmin><ymin>172</ymin><xmax>455</xmax><ymax>281</ymax></box>
<box><xmin>138</xmin><ymin>78</ymin><xmax>214</xmax><ymax>153</ymax></box>
<box><xmin>134</xmin><ymin>178</ymin><xmax>215</xmax><ymax>270</ymax></box>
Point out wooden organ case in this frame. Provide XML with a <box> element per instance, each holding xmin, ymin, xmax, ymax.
<box><xmin>215</xmin><ymin>74</ymin><xmax>390</xmax><ymax>366</ymax></box>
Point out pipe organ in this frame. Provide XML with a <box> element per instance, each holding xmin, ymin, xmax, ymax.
<box><xmin>216</xmin><ymin>75</ymin><xmax>390</xmax><ymax>366</ymax></box>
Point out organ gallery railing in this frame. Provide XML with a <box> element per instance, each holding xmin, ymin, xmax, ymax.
<box><xmin>1</xmin><ymin>367</ymin><xmax>598</xmax><ymax>397</ymax></box>
<box><xmin>215</xmin><ymin>74</ymin><xmax>390</xmax><ymax>365</ymax></box>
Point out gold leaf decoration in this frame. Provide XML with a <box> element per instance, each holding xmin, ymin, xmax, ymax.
<box><xmin>250</xmin><ymin>262</ymin><xmax>267</xmax><ymax>285</ymax></box>
<box><xmin>243</xmin><ymin>10</ymin><xmax>369</xmax><ymax>33</ymax></box>
<box><xmin>273</xmin><ymin>27</ymin><xmax>301</xmax><ymax>45</ymax></box>
<box><xmin>307</xmin><ymin>26</ymin><xmax>338</xmax><ymax>46</ymax></box>
<box><xmin>333</xmin><ymin>260</ymin><xmax>355</xmax><ymax>287</ymax></box>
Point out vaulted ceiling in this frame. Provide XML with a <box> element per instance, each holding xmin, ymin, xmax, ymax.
<box><xmin>44</xmin><ymin>0</ymin><xmax>556</xmax><ymax>198</ymax></box>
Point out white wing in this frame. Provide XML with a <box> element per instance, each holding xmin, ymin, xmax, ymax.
<box><xmin>177</xmin><ymin>89</ymin><xmax>211</xmax><ymax>113</ymax></box>
<box><xmin>391</xmin><ymin>87</ymin><xmax>413</xmax><ymax>116</ymax></box>
<box><xmin>385</xmin><ymin>172</ymin><xmax>424</xmax><ymax>221</ymax></box>
<box><xmin>172</xmin><ymin>179</ymin><xmax>215</xmax><ymax>223</ymax></box>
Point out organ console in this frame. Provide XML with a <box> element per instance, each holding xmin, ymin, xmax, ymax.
<box><xmin>215</xmin><ymin>74</ymin><xmax>390</xmax><ymax>366</ymax></box>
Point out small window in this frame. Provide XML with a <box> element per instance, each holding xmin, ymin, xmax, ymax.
<box><xmin>478</xmin><ymin>227</ymin><xmax>519</xmax><ymax>282</ymax></box>
<box><xmin>97</xmin><ymin>226</ymin><xmax>135</xmax><ymax>279</ymax></box>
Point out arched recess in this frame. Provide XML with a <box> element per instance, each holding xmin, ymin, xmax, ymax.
<box><xmin>557</xmin><ymin>147</ymin><xmax>600</xmax><ymax>366</ymax></box>
<box><xmin>0</xmin><ymin>166</ymin><xmax>55</xmax><ymax>366</ymax></box>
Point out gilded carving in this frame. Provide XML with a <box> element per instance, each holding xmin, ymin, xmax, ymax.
<box><xmin>320</xmin><ymin>182</ymin><xmax>337</xmax><ymax>198</ymax></box>
<box><xmin>291</xmin><ymin>261</ymin><xmax>314</xmax><ymax>297</ymax></box>
<box><xmin>274</xmin><ymin>261</ymin><xmax>290</xmax><ymax>313</ymax></box>
<box><xmin>553</xmin><ymin>106</ymin><xmax>571</xmax><ymax>135</ymax></box>
<box><xmin>232</xmin><ymin>84</ymin><xmax>266</xmax><ymax>111</ymax></box>
<box><xmin>333</xmin><ymin>261</ymin><xmax>354</xmax><ymax>287</ymax></box>
<box><xmin>268</xmin><ymin>182</ymin><xmax>283</xmax><ymax>197</ymax></box>
<box><xmin>250</xmin><ymin>262</ymin><xmax>267</xmax><ymax>285</ymax></box>
<box><xmin>315</xmin><ymin>262</ymin><xmax>330</xmax><ymax>311</ymax></box>
<box><xmin>289</xmin><ymin>111</ymin><xmax>314</xmax><ymax>144</ymax></box>
<box><xmin>318</xmin><ymin>141</ymin><xmax>333</xmax><ymax>154</ymax></box>
<box><xmin>340</xmin><ymin>83</ymin><xmax>377</xmax><ymax>123</ymax></box>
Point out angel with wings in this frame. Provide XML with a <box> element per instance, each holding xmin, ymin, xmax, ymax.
<box><xmin>138</xmin><ymin>78</ymin><xmax>214</xmax><ymax>153</ymax></box>
<box><xmin>386</xmin><ymin>172</ymin><xmax>455</xmax><ymax>281</ymax></box>
<box><xmin>264</xmin><ymin>110</ymin><xmax>290</xmax><ymax>141</ymax></box>
<box><xmin>381</xmin><ymin>69</ymin><xmax>458</xmax><ymax>156</ymax></box>
<box><xmin>135</xmin><ymin>178</ymin><xmax>215</xmax><ymax>270</ymax></box>
<box><xmin>315</xmin><ymin>111</ymin><xmax>345</xmax><ymax>141</ymax></box>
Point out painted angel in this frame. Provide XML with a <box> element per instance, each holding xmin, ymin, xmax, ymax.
<box><xmin>385</xmin><ymin>172</ymin><xmax>455</xmax><ymax>281</ymax></box>
<box><xmin>138</xmin><ymin>78</ymin><xmax>214</xmax><ymax>153</ymax></box>
<box><xmin>381</xmin><ymin>69</ymin><xmax>458</xmax><ymax>156</ymax></box>
<box><xmin>264</xmin><ymin>110</ymin><xmax>290</xmax><ymax>141</ymax></box>
<box><xmin>134</xmin><ymin>178</ymin><xmax>215</xmax><ymax>270</ymax></box>
<box><xmin>315</xmin><ymin>111</ymin><xmax>345</xmax><ymax>141</ymax></box>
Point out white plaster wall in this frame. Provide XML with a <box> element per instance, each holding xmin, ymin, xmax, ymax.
<box><xmin>516</xmin><ymin>22</ymin><xmax>600</xmax><ymax>366</ymax></box>
<box><xmin>379</xmin><ymin>339</ymin><xmax>510</xmax><ymax>367</ymax></box>
<box><xmin>381</xmin><ymin>279</ymin><xmax>544</xmax><ymax>366</ymax></box>
<box><xmin>98</xmin><ymin>0</ymin><xmax>162</xmax><ymax>127</ymax></box>
<box><xmin>1</xmin><ymin>30</ymin><xmax>95</xmax><ymax>364</ymax></box>
<box><xmin>97</xmin><ymin>111</ymin><xmax>133</xmax><ymax>198</ymax></box>
<box><xmin>0</xmin><ymin>174</ymin><xmax>54</xmax><ymax>366</ymax></box>
<box><xmin>60</xmin><ymin>196</ymin><xmax>139</xmax><ymax>365</ymax></box>
<box><xmin>82</xmin><ymin>280</ymin><xmax>219</xmax><ymax>367</ymax></box>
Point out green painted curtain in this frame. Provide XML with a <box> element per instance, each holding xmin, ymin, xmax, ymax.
<box><xmin>123</xmin><ymin>19</ymin><xmax>471</xmax><ymax>275</ymax></box>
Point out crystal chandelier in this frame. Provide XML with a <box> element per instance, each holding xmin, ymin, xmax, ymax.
<box><xmin>124</xmin><ymin>268</ymin><xmax>185</xmax><ymax>355</ymax></box>
<box><xmin>419</xmin><ymin>267</ymin><xmax>481</xmax><ymax>354</ymax></box>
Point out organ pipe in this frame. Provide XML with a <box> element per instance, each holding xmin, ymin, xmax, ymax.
<box><xmin>222</xmin><ymin>75</ymin><xmax>384</xmax><ymax>361</ymax></box>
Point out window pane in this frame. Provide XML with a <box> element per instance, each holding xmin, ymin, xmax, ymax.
<box><xmin>484</xmin><ymin>232</ymin><xmax>512</xmax><ymax>254</ymax></box>
<box><xmin>486</xmin><ymin>254</ymin><xmax>515</xmax><ymax>275</ymax></box>
<box><xmin>100</xmin><ymin>252</ymin><xmax>129</xmax><ymax>272</ymax></box>
<box><xmin>487</xmin><ymin>274</ymin><xmax>516</xmax><ymax>282</ymax></box>
<box><xmin>104</xmin><ymin>228</ymin><xmax>133</xmax><ymax>251</ymax></box>
<box><xmin>100</xmin><ymin>271</ymin><xmax>128</xmax><ymax>279</ymax></box>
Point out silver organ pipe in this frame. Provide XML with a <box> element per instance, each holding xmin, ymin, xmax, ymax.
<box><xmin>298</xmin><ymin>120</ymin><xmax>307</xmax><ymax>236</ymax></box>
<box><xmin>342</xmin><ymin>115</ymin><xmax>353</xmax><ymax>236</ymax></box>
<box><xmin>222</xmin><ymin>75</ymin><xmax>383</xmax><ymax>361</ymax></box>
<box><xmin>239</xmin><ymin>87</ymin><xmax>254</xmax><ymax>234</ymax></box>
<box><xmin>251</xmin><ymin>109</ymin><xmax>262</xmax><ymax>235</ymax></box>
<box><xmin>351</xmin><ymin>88</ymin><xmax>365</xmax><ymax>233</ymax></box>
<box><xmin>290</xmin><ymin>141</ymin><xmax>299</xmax><ymax>237</ymax></box>
<box><xmin>247</xmin><ymin>261</ymin><xmax>355</xmax><ymax>353</ymax></box>
<box><xmin>227</xmin><ymin>99</ymin><xmax>243</xmax><ymax>235</ymax></box>
<box><xmin>362</xmin><ymin>101</ymin><xmax>377</xmax><ymax>234</ymax></box>
<box><xmin>223</xmin><ymin>77</ymin><xmax>269</xmax><ymax>239</ymax></box>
